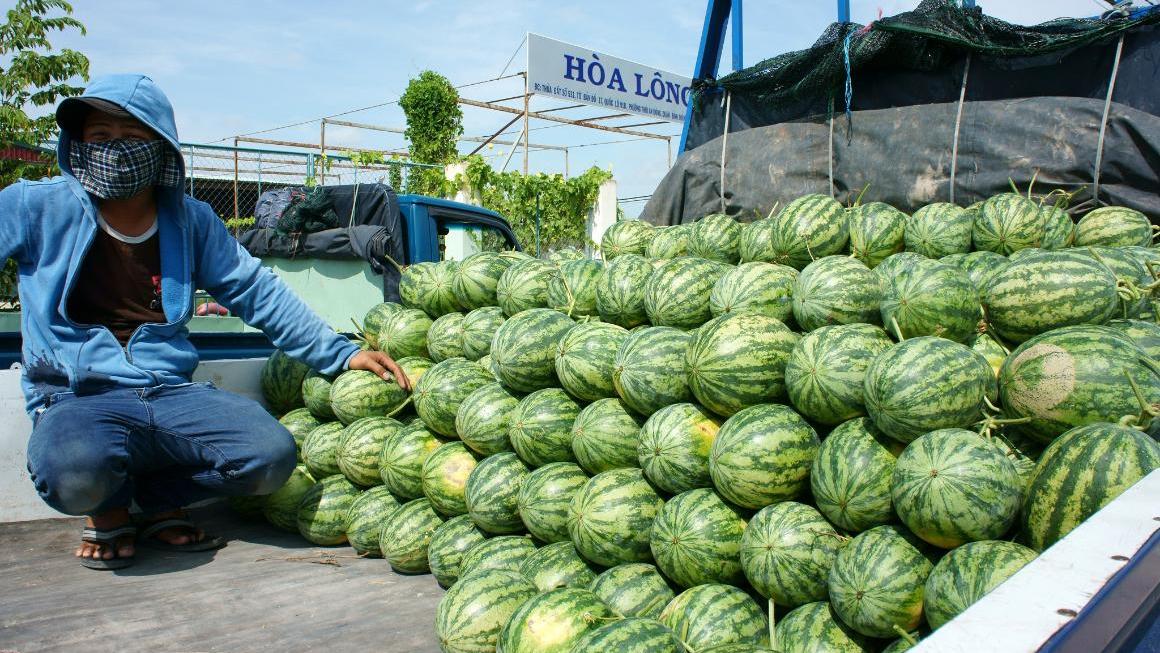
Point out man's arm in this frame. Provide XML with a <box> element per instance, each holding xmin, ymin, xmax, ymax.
<box><xmin>191</xmin><ymin>205</ymin><xmax>406</xmax><ymax>385</ymax></box>
<box><xmin>0</xmin><ymin>183</ymin><xmax>29</xmax><ymax>263</ymax></box>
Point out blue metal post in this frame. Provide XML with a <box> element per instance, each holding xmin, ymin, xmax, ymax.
<box><xmin>731</xmin><ymin>0</ymin><xmax>744</xmax><ymax>72</ymax></box>
<box><xmin>962</xmin><ymin>0</ymin><xmax>976</xmax><ymax>7</ymax></box>
<box><xmin>837</xmin><ymin>0</ymin><xmax>850</xmax><ymax>23</ymax></box>
<box><xmin>678</xmin><ymin>0</ymin><xmax>734</xmax><ymax>155</ymax></box>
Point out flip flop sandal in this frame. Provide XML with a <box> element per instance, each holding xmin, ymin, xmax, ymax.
<box><xmin>138</xmin><ymin>518</ymin><xmax>225</xmax><ymax>552</ymax></box>
<box><xmin>79</xmin><ymin>525</ymin><xmax>137</xmax><ymax>570</ymax></box>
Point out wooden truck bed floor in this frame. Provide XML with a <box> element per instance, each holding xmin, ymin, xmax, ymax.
<box><xmin>0</xmin><ymin>504</ymin><xmax>444</xmax><ymax>653</ymax></box>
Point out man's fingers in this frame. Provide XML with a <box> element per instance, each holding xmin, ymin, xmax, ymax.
<box><xmin>382</xmin><ymin>355</ymin><xmax>411</xmax><ymax>391</ymax></box>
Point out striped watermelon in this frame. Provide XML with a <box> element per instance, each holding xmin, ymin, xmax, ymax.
<box><xmin>1087</xmin><ymin>246</ymin><xmax>1155</xmax><ymax>319</ymax></box>
<box><xmin>548</xmin><ymin>247</ymin><xmax>586</xmax><ymax>263</ymax></box>
<box><xmin>827</xmin><ymin>525</ymin><xmax>933</xmax><ymax>638</ymax></box>
<box><xmin>556</xmin><ymin>321</ymin><xmax>629</xmax><ymax>401</ymax></box>
<box><xmin>1039</xmin><ymin>204</ymin><xmax>1075</xmax><ymax>250</ymax></box>
<box><xmin>613</xmin><ymin>326</ymin><xmax>693</xmax><ymax>417</ymax></box>
<box><xmin>497</xmin><ymin>258</ymin><xmax>558</xmax><ymax>317</ymax></box>
<box><xmin>296</xmin><ymin>474</ymin><xmax>360</xmax><ymax>546</ymax></box>
<box><xmin>972</xmin><ymin>332</ymin><xmax>1008</xmax><ymax>387</ymax></box>
<box><xmin>414</xmin><ymin>357</ymin><xmax>494</xmax><ymax>437</ymax></box>
<box><xmin>399</xmin><ymin>261</ymin><xmax>430</xmax><ymax>310</ymax></box>
<box><xmin>647</xmin><ymin>224</ymin><xmax>691</xmax><ymax>259</ymax></box>
<box><xmin>263</xmin><ymin>464</ymin><xmax>316</xmax><ymax>532</ymax></box>
<box><xmin>946</xmin><ymin>250</ymin><xmax>1011</xmax><ymax>299</ymax></box>
<box><xmin>651</xmin><ymin>488</ymin><xmax>747</xmax><ymax>588</ymax></box>
<box><xmin>863</xmin><ymin>337</ymin><xmax>991</xmax><ymax>444</ymax></box>
<box><xmin>329</xmin><ymin>370</ymin><xmax>403</xmax><ymax>425</ymax></box>
<box><xmin>810</xmin><ymin>418</ymin><xmax>903</xmax><ymax>533</ymax></box>
<box><xmin>972</xmin><ymin>193</ymin><xmax>1046</xmax><ymax>255</ymax></box>
<box><xmin>379</xmin><ymin>497</ymin><xmax>445</xmax><ymax>573</ymax></box>
<box><xmin>568</xmin><ymin>467</ymin><xmax>666</xmax><ymax>567</ymax></box>
<box><xmin>570</xmin><ymin>618</ymin><xmax>682</xmax><ymax>653</ymax></box>
<box><xmin>602</xmin><ymin>219</ymin><xmax>655</xmax><ymax>260</ymax></box>
<box><xmin>984</xmin><ymin>250</ymin><xmax>1118</xmax><ymax>344</ymax></box>
<box><xmin>1022</xmin><ymin>422</ymin><xmax>1160</xmax><ymax>551</ymax></box>
<box><xmin>785</xmin><ymin>323</ymin><xmax>894</xmax><ymax>425</ymax></box>
<box><xmin>644</xmin><ymin>257</ymin><xmax>729</xmax><ymax>329</ymax></box>
<box><xmin>378</xmin><ymin>420</ymin><xmax>445</xmax><ymax>499</ymax></box>
<box><xmin>518</xmin><ymin>462</ymin><xmax>590</xmax><ymax>543</ymax></box>
<box><xmin>638</xmin><ymin>403</ymin><xmax>722</xmax><ymax>494</ymax></box>
<box><xmin>741</xmin><ymin>502</ymin><xmax>842</xmax><ymax>607</ymax></box>
<box><xmin>848</xmin><ymin>201</ymin><xmax>907</xmax><ymax>268</ymax></box>
<box><xmin>380</xmin><ymin>308</ymin><xmax>434</xmax><ymax>360</ymax></box>
<box><xmin>738</xmin><ymin>218</ymin><xmax>776</xmax><ymax>263</ymax></box>
<box><xmin>596</xmin><ymin>254</ymin><xmax>653</xmax><ymax>329</ymax></box>
<box><xmin>700</xmin><ymin>644</ymin><xmax>779</xmax><ymax>653</ymax></box>
<box><xmin>924</xmin><ymin>540</ymin><xmax>1038</xmax><ymax>629</ymax></box>
<box><xmin>427</xmin><ymin>514</ymin><xmax>486</xmax><ymax>588</ymax></box>
<box><xmin>766</xmin><ymin>194</ymin><xmax>849</xmax><ymax>269</ymax></box>
<box><xmin>589</xmin><ymin>563</ymin><xmax>676</xmax><ymax>619</ymax></box>
<box><xmin>490</xmin><ymin>308</ymin><xmax>574</xmax><ymax>393</ymax></box>
<box><xmin>571</xmin><ymin>398</ymin><xmax>644</xmax><ymax>474</ymax></box>
<box><xmin>459</xmin><ymin>535</ymin><xmax>539</xmax><ymax>578</ymax></box>
<box><xmin>279</xmin><ymin>408</ymin><xmax>321</xmax><ymax>458</ymax></box>
<box><xmin>435</xmin><ymin>568</ymin><xmax>538</xmax><ymax>653</ymax></box>
<box><xmin>892</xmin><ymin>429</ymin><xmax>1022</xmax><ymax>548</ymax></box>
<box><xmin>710</xmin><ymin>261</ymin><xmax>797</xmax><ymax>321</ymax></box>
<box><xmin>548</xmin><ymin>259</ymin><xmax>603</xmax><ymax>317</ymax></box>
<box><xmin>687</xmin><ymin>313</ymin><xmax>800</xmax><ymax>416</ymax></box>
<box><xmin>261</xmin><ymin>350</ymin><xmax>310</xmax><ymax>415</ymax></box>
<box><xmin>518</xmin><ymin>541</ymin><xmax>600</xmax><ymax>592</ymax></box>
<box><xmin>345</xmin><ymin>485</ymin><xmax>400</xmax><ymax>556</ymax></box>
<box><xmin>998</xmin><ymin>325</ymin><xmax>1160</xmax><ymax>442</ymax></box>
<box><xmin>455</xmin><ymin>382</ymin><xmax>518</xmax><ymax>456</ymax></box>
<box><xmin>904</xmin><ymin>203</ymin><xmax>973</xmax><ymax>258</ymax></box>
<box><xmin>708</xmin><ymin>404</ymin><xmax>820</xmax><ymax>509</ymax></box>
<box><xmin>873</xmin><ymin>251</ymin><xmax>926</xmax><ymax>287</ymax></box>
<box><xmin>418</xmin><ymin>260</ymin><xmax>465</xmax><ymax>318</ymax></box>
<box><xmin>452</xmin><ymin>252</ymin><xmax>512</xmax><ymax>311</ymax></box>
<box><xmin>426</xmin><ymin>312</ymin><xmax>466</xmax><ymax>362</ymax></box>
<box><xmin>1074</xmin><ymin>206</ymin><xmax>1153</xmax><ymax>248</ymax></box>
<box><xmin>421</xmin><ymin>441</ymin><xmax>479</xmax><ymax>517</ymax></box>
<box><xmin>775</xmin><ymin>602</ymin><xmax>872</xmax><ymax>653</ymax></box>
<box><xmin>792</xmin><ymin>256</ymin><xmax>883</xmax><ymax>331</ymax></box>
<box><xmin>336</xmin><ymin>416</ymin><xmax>402</xmax><ymax>487</ymax></box>
<box><xmin>495</xmin><ymin>587</ymin><xmax>612</xmax><ymax>653</ymax></box>
<box><xmin>464</xmin><ymin>451</ymin><xmax>529</xmax><ymax>534</ymax></box>
<box><xmin>1106</xmin><ymin>318</ymin><xmax>1160</xmax><ymax>361</ymax></box>
<box><xmin>509</xmin><ymin>388</ymin><xmax>582</xmax><ymax>467</ymax></box>
<box><xmin>361</xmin><ymin>302</ymin><xmax>404</xmax><ymax>350</ymax></box>
<box><xmin>301</xmin><ymin>371</ymin><xmax>336</xmax><ymax>421</ymax></box>
<box><xmin>880</xmin><ymin>258</ymin><xmax>978</xmax><ymax>343</ymax></box>
<box><xmin>659</xmin><ymin>584</ymin><xmax>770</xmax><ymax>650</ymax></box>
<box><xmin>688</xmin><ymin>213</ymin><xmax>742</xmax><ymax>264</ymax></box>
<box><xmin>882</xmin><ymin>636</ymin><xmax>921</xmax><ymax>653</ymax></box>
<box><xmin>301</xmin><ymin>421</ymin><xmax>346</xmax><ymax>478</ymax></box>
<box><xmin>460</xmin><ymin>306</ymin><xmax>505</xmax><ymax>361</ymax></box>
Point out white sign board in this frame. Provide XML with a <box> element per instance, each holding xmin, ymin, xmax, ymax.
<box><xmin>527</xmin><ymin>33</ymin><xmax>691</xmax><ymax>123</ymax></box>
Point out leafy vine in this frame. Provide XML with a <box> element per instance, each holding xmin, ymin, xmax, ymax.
<box><xmin>399</xmin><ymin>70</ymin><xmax>462</xmax><ymax>197</ymax></box>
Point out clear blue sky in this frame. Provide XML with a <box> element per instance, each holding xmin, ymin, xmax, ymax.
<box><xmin>25</xmin><ymin>0</ymin><xmax>1104</xmax><ymax>215</ymax></box>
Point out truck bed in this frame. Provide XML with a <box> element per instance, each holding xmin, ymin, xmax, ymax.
<box><xmin>0</xmin><ymin>504</ymin><xmax>444</xmax><ymax>653</ymax></box>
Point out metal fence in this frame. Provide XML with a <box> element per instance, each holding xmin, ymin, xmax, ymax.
<box><xmin>180</xmin><ymin>142</ymin><xmax>436</xmax><ymax>220</ymax></box>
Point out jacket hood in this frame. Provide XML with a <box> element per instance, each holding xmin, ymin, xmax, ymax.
<box><xmin>55</xmin><ymin>74</ymin><xmax>185</xmax><ymax>181</ymax></box>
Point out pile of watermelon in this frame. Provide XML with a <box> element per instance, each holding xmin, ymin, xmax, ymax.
<box><xmin>248</xmin><ymin>196</ymin><xmax>1160</xmax><ymax>653</ymax></box>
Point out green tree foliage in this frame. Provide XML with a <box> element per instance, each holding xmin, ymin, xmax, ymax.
<box><xmin>398</xmin><ymin>70</ymin><xmax>462</xmax><ymax>196</ymax></box>
<box><xmin>462</xmin><ymin>155</ymin><xmax>611</xmax><ymax>256</ymax></box>
<box><xmin>1</xmin><ymin>0</ymin><xmax>89</xmax><ymax>307</ymax></box>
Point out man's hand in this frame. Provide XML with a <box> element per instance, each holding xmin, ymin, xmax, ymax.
<box><xmin>348</xmin><ymin>350</ymin><xmax>411</xmax><ymax>391</ymax></box>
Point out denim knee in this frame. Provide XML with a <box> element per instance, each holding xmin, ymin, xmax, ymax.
<box><xmin>228</xmin><ymin>426</ymin><xmax>297</xmax><ymax>496</ymax></box>
<box><xmin>27</xmin><ymin>446</ymin><xmax>127</xmax><ymax>516</ymax></box>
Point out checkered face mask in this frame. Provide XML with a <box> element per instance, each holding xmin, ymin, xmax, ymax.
<box><xmin>69</xmin><ymin>138</ymin><xmax>181</xmax><ymax>200</ymax></box>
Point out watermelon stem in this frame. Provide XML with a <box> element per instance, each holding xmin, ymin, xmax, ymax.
<box><xmin>1026</xmin><ymin>169</ymin><xmax>1040</xmax><ymax>200</ymax></box>
<box><xmin>768</xmin><ymin>598</ymin><xmax>777</xmax><ymax>652</ymax></box>
<box><xmin>1123</xmin><ymin>370</ymin><xmax>1160</xmax><ymax>425</ymax></box>
<box><xmin>892</xmin><ymin>624</ymin><xmax>920</xmax><ymax>646</ymax></box>
<box><xmin>891</xmin><ymin>316</ymin><xmax>906</xmax><ymax>341</ymax></box>
<box><xmin>384</xmin><ymin>397</ymin><xmax>413</xmax><ymax>419</ymax></box>
<box><xmin>851</xmin><ymin>183</ymin><xmax>870</xmax><ymax>208</ymax></box>
<box><xmin>765</xmin><ymin>201</ymin><xmax>781</xmax><ymax>221</ymax></box>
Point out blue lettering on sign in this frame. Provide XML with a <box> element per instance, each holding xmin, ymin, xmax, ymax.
<box><xmin>564</xmin><ymin>54</ymin><xmax>586</xmax><ymax>82</ymax></box>
<box><xmin>550</xmin><ymin>50</ymin><xmax>690</xmax><ymax>115</ymax></box>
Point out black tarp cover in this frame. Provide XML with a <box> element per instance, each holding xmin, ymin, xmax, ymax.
<box><xmin>645</xmin><ymin>2</ymin><xmax>1160</xmax><ymax>225</ymax></box>
<box><xmin>238</xmin><ymin>183</ymin><xmax>405</xmax><ymax>301</ymax></box>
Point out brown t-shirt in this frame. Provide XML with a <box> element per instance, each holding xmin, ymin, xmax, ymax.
<box><xmin>67</xmin><ymin>219</ymin><xmax>166</xmax><ymax>345</ymax></box>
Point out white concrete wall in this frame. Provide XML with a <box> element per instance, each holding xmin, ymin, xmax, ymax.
<box><xmin>0</xmin><ymin>359</ymin><xmax>266</xmax><ymax>523</ymax></box>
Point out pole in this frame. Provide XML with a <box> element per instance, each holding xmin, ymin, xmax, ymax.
<box><xmin>731</xmin><ymin>0</ymin><xmax>744</xmax><ymax>72</ymax></box>
<box><xmin>535</xmin><ymin>192</ymin><xmax>541</xmax><ymax>257</ymax></box>
<box><xmin>667</xmin><ymin>138</ymin><xmax>673</xmax><ymax>168</ymax></box>
<box><xmin>837</xmin><ymin>0</ymin><xmax>850</xmax><ymax>23</ymax></box>
<box><xmin>319</xmin><ymin>120</ymin><xmax>327</xmax><ymax>186</ymax></box>
<box><xmin>522</xmin><ymin>73</ymin><xmax>530</xmax><ymax>175</ymax></box>
<box><xmin>564</xmin><ymin>148</ymin><xmax>569</xmax><ymax>178</ymax></box>
<box><xmin>232</xmin><ymin>137</ymin><xmax>239</xmax><ymax>219</ymax></box>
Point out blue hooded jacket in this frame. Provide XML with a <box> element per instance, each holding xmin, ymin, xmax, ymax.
<box><xmin>0</xmin><ymin>74</ymin><xmax>360</xmax><ymax>414</ymax></box>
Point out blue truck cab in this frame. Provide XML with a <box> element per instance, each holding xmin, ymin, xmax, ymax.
<box><xmin>398</xmin><ymin>194</ymin><xmax>520</xmax><ymax>264</ymax></box>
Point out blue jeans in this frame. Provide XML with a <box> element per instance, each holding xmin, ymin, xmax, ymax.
<box><xmin>26</xmin><ymin>382</ymin><xmax>296</xmax><ymax>516</ymax></box>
